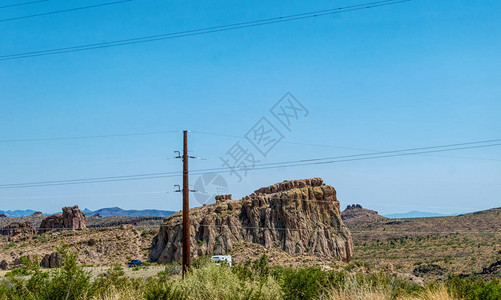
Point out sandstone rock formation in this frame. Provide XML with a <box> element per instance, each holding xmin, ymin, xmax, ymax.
<box><xmin>38</xmin><ymin>206</ymin><xmax>86</xmax><ymax>233</ymax></box>
<box><xmin>150</xmin><ymin>178</ymin><xmax>353</xmax><ymax>263</ymax></box>
<box><xmin>0</xmin><ymin>221</ymin><xmax>35</xmax><ymax>241</ymax></box>
<box><xmin>341</xmin><ymin>204</ymin><xmax>387</xmax><ymax>226</ymax></box>
<box><xmin>41</xmin><ymin>252</ymin><xmax>62</xmax><ymax>268</ymax></box>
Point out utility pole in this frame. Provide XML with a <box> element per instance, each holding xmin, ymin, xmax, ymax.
<box><xmin>175</xmin><ymin>131</ymin><xmax>198</xmax><ymax>278</ymax></box>
<box><xmin>182</xmin><ymin>130</ymin><xmax>190</xmax><ymax>277</ymax></box>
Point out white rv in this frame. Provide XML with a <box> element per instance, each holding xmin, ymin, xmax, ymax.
<box><xmin>211</xmin><ymin>255</ymin><xmax>232</xmax><ymax>267</ymax></box>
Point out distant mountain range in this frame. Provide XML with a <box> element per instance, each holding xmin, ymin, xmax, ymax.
<box><xmin>0</xmin><ymin>209</ymin><xmax>48</xmax><ymax>218</ymax></box>
<box><xmin>83</xmin><ymin>207</ymin><xmax>175</xmax><ymax>218</ymax></box>
<box><xmin>383</xmin><ymin>211</ymin><xmax>459</xmax><ymax>218</ymax></box>
<box><xmin>0</xmin><ymin>207</ymin><xmax>176</xmax><ymax>218</ymax></box>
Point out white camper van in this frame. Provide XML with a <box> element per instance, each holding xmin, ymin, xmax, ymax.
<box><xmin>211</xmin><ymin>255</ymin><xmax>232</xmax><ymax>267</ymax></box>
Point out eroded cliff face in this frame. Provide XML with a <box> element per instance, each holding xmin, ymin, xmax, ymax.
<box><xmin>38</xmin><ymin>206</ymin><xmax>86</xmax><ymax>233</ymax></box>
<box><xmin>149</xmin><ymin>178</ymin><xmax>353</xmax><ymax>263</ymax></box>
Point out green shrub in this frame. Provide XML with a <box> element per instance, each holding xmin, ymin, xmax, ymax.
<box><xmin>158</xmin><ymin>262</ymin><xmax>182</xmax><ymax>277</ymax></box>
<box><xmin>91</xmin><ymin>264</ymin><xmax>143</xmax><ymax>299</ymax></box>
<box><xmin>276</xmin><ymin>267</ymin><xmax>330</xmax><ymax>300</ymax></box>
<box><xmin>144</xmin><ymin>278</ymin><xmax>184</xmax><ymax>300</ymax></box>
<box><xmin>177</xmin><ymin>262</ymin><xmax>281</xmax><ymax>300</ymax></box>
<box><xmin>5</xmin><ymin>267</ymin><xmax>30</xmax><ymax>277</ymax></box>
<box><xmin>41</xmin><ymin>245</ymin><xmax>91</xmax><ymax>299</ymax></box>
<box><xmin>191</xmin><ymin>255</ymin><xmax>213</xmax><ymax>269</ymax></box>
<box><xmin>446</xmin><ymin>276</ymin><xmax>501</xmax><ymax>300</ymax></box>
<box><xmin>4</xmin><ymin>244</ymin><xmax>93</xmax><ymax>300</ymax></box>
<box><xmin>234</xmin><ymin>254</ymin><xmax>270</xmax><ymax>282</ymax></box>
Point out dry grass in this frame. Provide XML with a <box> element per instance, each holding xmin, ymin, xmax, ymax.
<box><xmin>320</xmin><ymin>284</ymin><xmax>456</xmax><ymax>300</ymax></box>
<box><xmin>89</xmin><ymin>286</ymin><xmax>142</xmax><ymax>300</ymax></box>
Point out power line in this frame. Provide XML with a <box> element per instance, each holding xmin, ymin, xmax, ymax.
<box><xmin>0</xmin><ymin>191</ymin><xmax>167</xmax><ymax>200</ymax></box>
<box><xmin>191</xmin><ymin>130</ymin><xmax>371</xmax><ymax>152</ymax></box>
<box><xmin>0</xmin><ymin>0</ymin><xmax>48</xmax><ymax>10</ymax></box>
<box><xmin>191</xmin><ymin>130</ymin><xmax>501</xmax><ymax>162</ymax></box>
<box><xmin>226</xmin><ymin>139</ymin><xmax>501</xmax><ymax>168</ymax></box>
<box><xmin>0</xmin><ymin>138</ymin><xmax>500</xmax><ymax>189</ymax></box>
<box><xmin>0</xmin><ymin>0</ymin><xmax>131</xmax><ymax>23</ymax></box>
<box><xmin>0</xmin><ymin>130</ymin><xmax>179</xmax><ymax>143</ymax></box>
<box><xmin>0</xmin><ymin>0</ymin><xmax>413</xmax><ymax>61</ymax></box>
<box><xmin>211</xmin><ymin>142</ymin><xmax>501</xmax><ymax>175</ymax></box>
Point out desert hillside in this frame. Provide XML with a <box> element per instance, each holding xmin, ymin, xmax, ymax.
<box><xmin>0</xmin><ymin>188</ymin><xmax>498</xmax><ymax>283</ymax></box>
<box><xmin>346</xmin><ymin>206</ymin><xmax>501</xmax><ymax>279</ymax></box>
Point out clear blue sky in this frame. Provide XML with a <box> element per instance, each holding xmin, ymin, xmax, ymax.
<box><xmin>0</xmin><ymin>0</ymin><xmax>500</xmax><ymax>214</ymax></box>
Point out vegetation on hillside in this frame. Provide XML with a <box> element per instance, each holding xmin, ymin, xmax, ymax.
<box><xmin>0</xmin><ymin>247</ymin><xmax>499</xmax><ymax>300</ymax></box>
<box><xmin>348</xmin><ymin>208</ymin><xmax>501</xmax><ymax>278</ymax></box>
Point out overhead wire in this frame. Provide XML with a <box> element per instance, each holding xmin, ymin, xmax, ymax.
<box><xmin>0</xmin><ymin>0</ymin><xmax>48</xmax><ymax>10</ymax></box>
<box><xmin>0</xmin><ymin>0</ymin><xmax>132</xmax><ymax>23</ymax></box>
<box><xmin>0</xmin><ymin>191</ymin><xmax>168</xmax><ymax>200</ymax></box>
<box><xmin>0</xmin><ymin>0</ymin><xmax>414</xmax><ymax>61</ymax></box>
<box><xmin>191</xmin><ymin>130</ymin><xmax>501</xmax><ymax>162</ymax></box>
<box><xmin>0</xmin><ymin>138</ymin><xmax>500</xmax><ymax>189</ymax></box>
<box><xmin>0</xmin><ymin>130</ymin><xmax>179</xmax><ymax>143</ymax></box>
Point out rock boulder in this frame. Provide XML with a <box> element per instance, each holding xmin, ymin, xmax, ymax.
<box><xmin>41</xmin><ymin>252</ymin><xmax>62</xmax><ymax>268</ymax></box>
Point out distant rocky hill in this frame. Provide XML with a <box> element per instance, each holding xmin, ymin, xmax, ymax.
<box><xmin>150</xmin><ymin>178</ymin><xmax>353</xmax><ymax>263</ymax></box>
<box><xmin>341</xmin><ymin>204</ymin><xmax>387</xmax><ymax>226</ymax></box>
<box><xmin>83</xmin><ymin>207</ymin><xmax>175</xmax><ymax>218</ymax></box>
<box><xmin>0</xmin><ymin>212</ymin><xmax>46</xmax><ymax>229</ymax></box>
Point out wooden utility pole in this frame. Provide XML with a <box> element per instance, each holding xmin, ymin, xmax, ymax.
<box><xmin>182</xmin><ymin>130</ymin><xmax>191</xmax><ymax>277</ymax></box>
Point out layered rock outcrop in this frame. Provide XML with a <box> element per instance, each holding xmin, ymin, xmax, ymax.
<box><xmin>150</xmin><ymin>178</ymin><xmax>353</xmax><ymax>263</ymax></box>
<box><xmin>38</xmin><ymin>206</ymin><xmax>86</xmax><ymax>233</ymax></box>
<box><xmin>0</xmin><ymin>221</ymin><xmax>35</xmax><ymax>241</ymax></box>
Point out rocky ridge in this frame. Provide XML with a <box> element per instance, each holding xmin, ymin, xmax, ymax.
<box><xmin>341</xmin><ymin>204</ymin><xmax>388</xmax><ymax>226</ymax></box>
<box><xmin>0</xmin><ymin>221</ymin><xmax>36</xmax><ymax>241</ymax></box>
<box><xmin>150</xmin><ymin>178</ymin><xmax>353</xmax><ymax>263</ymax></box>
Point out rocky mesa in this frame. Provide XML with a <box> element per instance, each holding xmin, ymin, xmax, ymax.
<box><xmin>341</xmin><ymin>204</ymin><xmax>388</xmax><ymax>226</ymax></box>
<box><xmin>150</xmin><ymin>178</ymin><xmax>353</xmax><ymax>263</ymax></box>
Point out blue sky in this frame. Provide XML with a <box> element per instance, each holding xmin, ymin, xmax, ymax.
<box><xmin>0</xmin><ymin>0</ymin><xmax>500</xmax><ymax>214</ymax></box>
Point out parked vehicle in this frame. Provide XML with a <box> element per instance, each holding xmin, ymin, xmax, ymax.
<box><xmin>127</xmin><ymin>259</ymin><xmax>142</xmax><ymax>267</ymax></box>
<box><xmin>211</xmin><ymin>255</ymin><xmax>232</xmax><ymax>267</ymax></box>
